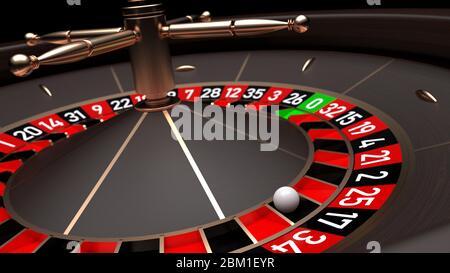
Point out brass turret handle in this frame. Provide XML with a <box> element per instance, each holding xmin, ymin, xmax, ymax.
<box><xmin>10</xmin><ymin>1</ymin><xmax>309</xmax><ymax>112</ymax></box>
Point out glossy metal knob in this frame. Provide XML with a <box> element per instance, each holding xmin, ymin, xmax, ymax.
<box><xmin>9</xmin><ymin>54</ymin><xmax>38</xmax><ymax>77</ymax></box>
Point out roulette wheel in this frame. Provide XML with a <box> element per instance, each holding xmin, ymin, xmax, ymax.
<box><xmin>0</xmin><ymin>0</ymin><xmax>449</xmax><ymax>256</ymax></box>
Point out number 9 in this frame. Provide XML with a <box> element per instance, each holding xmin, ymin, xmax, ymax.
<box><xmin>92</xmin><ymin>105</ymin><xmax>103</xmax><ymax>115</ymax></box>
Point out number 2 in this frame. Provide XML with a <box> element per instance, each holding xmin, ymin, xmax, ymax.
<box><xmin>355</xmin><ymin>171</ymin><xmax>389</xmax><ymax>182</ymax></box>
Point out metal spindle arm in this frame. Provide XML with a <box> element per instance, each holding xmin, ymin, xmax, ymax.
<box><xmin>10</xmin><ymin>30</ymin><xmax>139</xmax><ymax>77</ymax></box>
<box><xmin>10</xmin><ymin>15</ymin><xmax>308</xmax><ymax>77</ymax></box>
<box><xmin>25</xmin><ymin>11</ymin><xmax>212</xmax><ymax>46</ymax></box>
<box><xmin>160</xmin><ymin>15</ymin><xmax>309</xmax><ymax>39</ymax></box>
<box><xmin>9</xmin><ymin>1</ymin><xmax>310</xmax><ymax>112</ymax></box>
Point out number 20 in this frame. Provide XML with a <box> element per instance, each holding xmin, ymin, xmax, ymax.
<box><xmin>12</xmin><ymin>126</ymin><xmax>43</xmax><ymax>141</ymax></box>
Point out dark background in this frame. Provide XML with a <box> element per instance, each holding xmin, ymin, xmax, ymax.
<box><xmin>0</xmin><ymin>0</ymin><xmax>449</xmax><ymax>85</ymax></box>
<box><xmin>1</xmin><ymin>0</ymin><xmax>449</xmax><ymax>43</ymax></box>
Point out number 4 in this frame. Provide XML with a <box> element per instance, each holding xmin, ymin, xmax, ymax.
<box><xmin>359</xmin><ymin>138</ymin><xmax>385</xmax><ymax>149</ymax></box>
